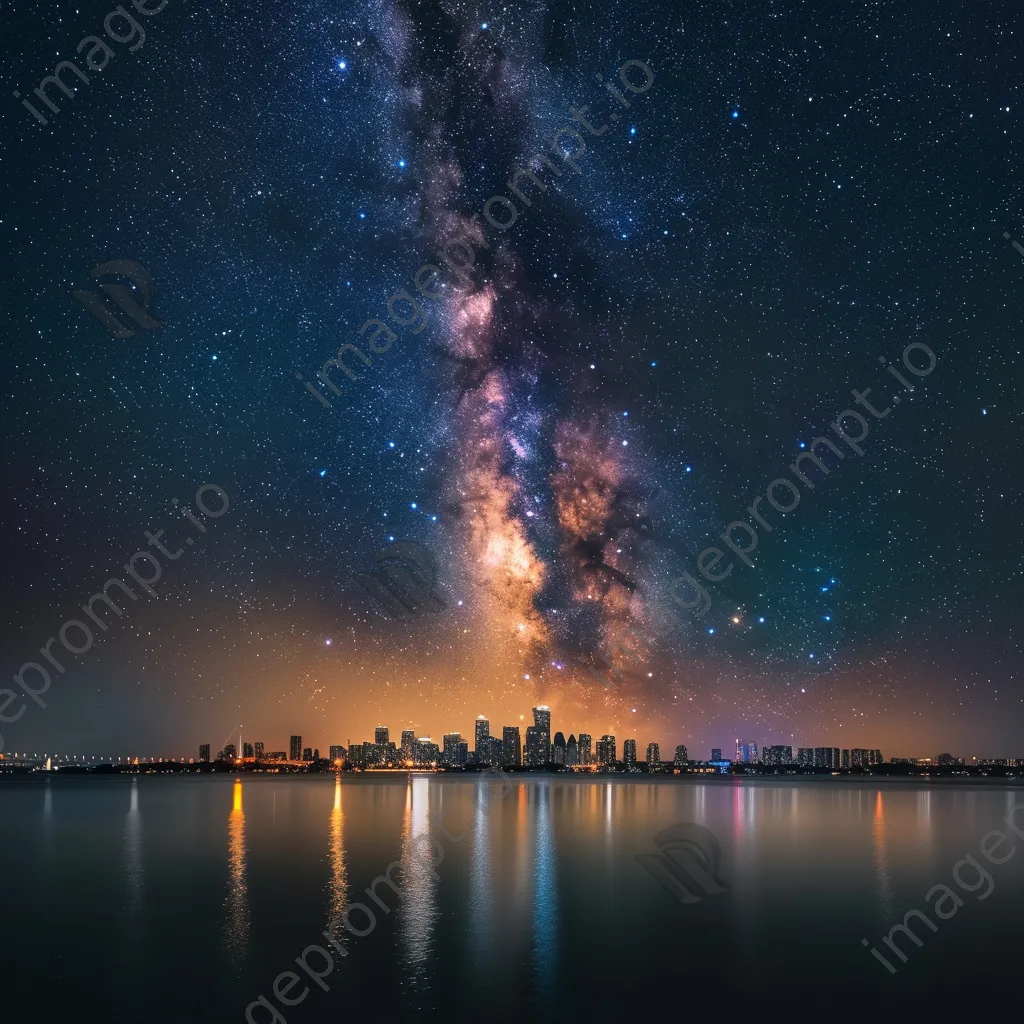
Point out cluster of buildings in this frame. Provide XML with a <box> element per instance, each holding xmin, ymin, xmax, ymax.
<box><xmin>200</xmin><ymin>706</ymin><xmax>691</xmax><ymax>772</ymax></box>
<box><xmin>187</xmin><ymin>725</ymin><xmax>1018</xmax><ymax>776</ymax></box>
<box><xmin>726</xmin><ymin>741</ymin><xmax>884</xmax><ymax>768</ymax></box>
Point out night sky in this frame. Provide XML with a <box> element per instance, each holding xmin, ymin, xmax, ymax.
<box><xmin>2</xmin><ymin>0</ymin><xmax>1021</xmax><ymax>760</ymax></box>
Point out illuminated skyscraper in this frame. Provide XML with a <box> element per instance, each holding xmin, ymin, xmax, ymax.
<box><xmin>375</xmin><ymin>727</ymin><xmax>390</xmax><ymax>747</ymax></box>
<box><xmin>401</xmin><ymin>730</ymin><xmax>415</xmax><ymax>760</ymax></box>
<box><xmin>623</xmin><ymin>739</ymin><xmax>637</xmax><ymax>769</ymax></box>
<box><xmin>254</xmin><ymin>741</ymin><xmax>264</xmax><ymax>760</ymax></box>
<box><xmin>525</xmin><ymin>726</ymin><xmax>543</xmax><ymax>766</ymax></box>
<box><xmin>224</xmin><ymin>743</ymin><xmax>237</xmax><ymax>759</ymax></box>
<box><xmin>199</xmin><ymin>744</ymin><xmax>210</xmax><ymax>762</ymax></box>
<box><xmin>841</xmin><ymin>749</ymin><xmax>850</xmax><ymax>769</ymax></box>
<box><xmin>597</xmin><ymin>735</ymin><xmax>616</xmax><ymax>765</ymax></box>
<box><xmin>242</xmin><ymin>742</ymin><xmax>254</xmax><ymax>759</ymax></box>
<box><xmin>674</xmin><ymin>744</ymin><xmax>688</xmax><ymax>768</ymax></box>
<box><xmin>762</xmin><ymin>745</ymin><xmax>793</xmax><ymax>766</ymax></box>
<box><xmin>329</xmin><ymin>745</ymin><xmax>345</xmax><ymax>762</ymax></box>
<box><xmin>290</xmin><ymin>735</ymin><xmax>303</xmax><ymax>761</ymax></box>
<box><xmin>553</xmin><ymin>732</ymin><xmax>566</xmax><ymax>765</ymax></box>
<box><xmin>735</xmin><ymin>739</ymin><xmax>759</xmax><ymax>762</ymax></box>
<box><xmin>532</xmin><ymin>705</ymin><xmax>551</xmax><ymax>735</ymax></box>
<box><xmin>488</xmin><ymin>736</ymin><xmax>503</xmax><ymax>765</ymax></box>
<box><xmin>797</xmin><ymin>747</ymin><xmax>813</xmax><ymax>766</ymax></box>
<box><xmin>502</xmin><ymin>726</ymin><xmax>522</xmax><ymax>766</ymax></box>
<box><xmin>578</xmin><ymin>733</ymin><xmax>593</xmax><ymax>765</ymax></box>
<box><xmin>474</xmin><ymin>716</ymin><xmax>490</xmax><ymax>763</ymax></box>
<box><xmin>443</xmin><ymin>733</ymin><xmax>464</xmax><ymax>765</ymax></box>
<box><xmin>646</xmin><ymin>743</ymin><xmax>660</xmax><ymax>770</ymax></box>
<box><xmin>414</xmin><ymin>737</ymin><xmax>438</xmax><ymax>763</ymax></box>
<box><xmin>566</xmin><ymin>734</ymin><xmax>578</xmax><ymax>766</ymax></box>
<box><xmin>711</xmin><ymin>747</ymin><xmax>722</xmax><ymax>761</ymax></box>
<box><xmin>302</xmin><ymin>747</ymin><xmax>313</xmax><ymax>761</ymax></box>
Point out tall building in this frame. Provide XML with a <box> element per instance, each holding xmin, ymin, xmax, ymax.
<box><xmin>871</xmin><ymin>749</ymin><xmax>883</xmax><ymax>765</ymax></box>
<box><xmin>598</xmin><ymin>735</ymin><xmax>617</xmax><ymax>765</ymax></box>
<box><xmin>532</xmin><ymin>705</ymin><xmax>551</xmax><ymax>735</ymax></box>
<box><xmin>401</xmin><ymin>730</ymin><xmax>416</xmax><ymax>760</ymax></box>
<box><xmin>532</xmin><ymin>706</ymin><xmax>551</xmax><ymax>763</ymax></box>
<box><xmin>290</xmin><ymin>735</ymin><xmax>303</xmax><ymax>761</ymax></box>
<box><xmin>254</xmin><ymin>741</ymin><xmax>264</xmax><ymax>760</ymax></box>
<box><xmin>851</xmin><ymin>748</ymin><xmax>869</xmax><ymax>767</ymax></box>
<box><xmin>502</xmin><ymin>726</ymin><xmax>522</xmax><ymax>767</ymax></box>
<box><xmin>375</xmin><ymin>727</ymin><xmax>390</xmax><ymax>747</ymax></box>
<box><xmin>474</xmin><ymin>716</ymin><xmax>490</xmax><ymax>763</ymax></box>
<box><xmin>553</xmin><ymin>732</ymin><xmax>567</xmax><ymax>765</ymax></box>
<box><xmin>242</xmin><ymin>742</ymin><xmax>254</xmax><ymax>759</ymax></box>
<box><xmin>199</xmin><ymin>744</ymin><xmax>210</xmax><ymax>762</ymax></box>
<box><xmin>578</xmin><ymin>733</ymin><xmax>593</xmax><ymax>765</ymax></box>
<box><xmin>456</xmin><ymin>740</ymin><xmax>469</xmax><ymax>765</ymax></box>
<box><xmin>488</xmin><ymin>736</ymin><xmax>504</xmax><ymax>766</ymax></box>
<box><xmin>735</xmin><ymin>739</ymin><xmax>759</xmax><ymax>763</ymax></box>
<box><xmin>313</xmin><ymin>748</ymin><xmax>320</xmax><ymax>761</ymax></box>
<box><xmin>329</xmin><ymin>745</ymin><xmax>345</xmax><ymax>762</ymax></box>
<box><xmin>566</xmin><ymin>734</ymin><xmax>578</xmax><ymax>766</ymax></box>
<box><xmin>674</xmin><ymin>744</ymin><xmax>688</xmax><ymax>768</ymax></box>
<box><xmin>797</xmin><ymin>747</ymin><xmax>814</xmax><ymax>766</ymax></box>
<box><xmin>525</xmin><ymin>725</ymin><xmax>543</xmax><ymax>766</ymax></box>
<box><xmin>841</xmin><ymin>749</ymin><xmax>850</xmax><ymax>769</ymax></box>
<box><xmin>762</xmin><ymin>745</ymin><xmax>793</xmax><ymax>766</ymax></box>
<box><xmin>414</xmin><ymin>737</ymin><xmax>438</xmax><ymax>763</ymax></box>
<box><xmin>711</xmin><ymin>747</ymin><xmax>722</xmax><ymax>761</ymax></box>
<box><xmin>646</xmin><ymin>743</ymin><xmax>660</xmax><ymax>770</ymax></box>
<box><xmin>224</xmin><ymin>743</ymin><xmax>237</xmax><ymax>759</ymax></box>
<box><xmin>443</xmin><ymin>733</ymin><xmax>465</xmax><ymax>765</ymax></box>
<box><xmin>623</xmin><ymin>739</ymin><xmax>637</xmax><ymax>769</ymax></box>
<box><xmin>302</xmin><ymin>747</ymin><xmax>313</xmax><ymax>761</ymax></box>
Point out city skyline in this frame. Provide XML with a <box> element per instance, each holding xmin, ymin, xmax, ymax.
<box><xmin>6</xmin><ymin>701</ymin><xmax>1021</xmax><ymax>764</ymax></box>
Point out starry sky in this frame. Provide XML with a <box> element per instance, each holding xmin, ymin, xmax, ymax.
<box><xmin>1</xmin><ymin>0</ymin><xmax>1021</xmax><ymax>760</ymax></box>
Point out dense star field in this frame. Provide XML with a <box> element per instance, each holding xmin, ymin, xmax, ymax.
<box><xmin>1</xmin><ymin>0</ymin><xmax>1021</xmax><ymax>757</ymax></box>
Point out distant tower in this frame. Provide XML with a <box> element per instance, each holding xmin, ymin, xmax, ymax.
<box><xmin>623</xmin><ymin>739</ymin><xmax>637</xmax><ymax>769</ymax></box>
<box><xmin>599</xmin><ymin>735</ymin><xmax>617</xmax><ymax>765</ymax></box>
<box><xmin>242</xmin><ymin>742</ymin><xmax>254</xmax><ymax>759</ymax></box>
<box><xmin>553</xmin><ymin>732</ymin><xmax>567</xmax><ymax>765</ymax></box>
<box><xmin>503</xmin><ymin>726</ymin><xmax>522</xmax><ymax>766</ymax></box>
<box><xmin>674</xmin><ymin>744</ymin><xmax>688</xmax><ymax>768</ymax></box>
<box><xmin>532</xmin><ymin>706</ymin><xmax>551</xmax><ymax>762</ymax></box>
<box><xmin>401</xmin><ymin>730</ymin><xmax>415</xmax><ymax>760</ymax></box>
<box><xmin>646</xmin><ymin>742</ymin><xmax>660</xmax><ymax>770</ymax></box>
<box><xmin>199</xmin><ymin>744</ymin><xmax>210</xmax><ymax>762</ymax></box>
<box><xmin>566</xmin><ymin>734</ymin><xmax>578</xmax><ymax>766</ymax></box>
<box><xmin>224</xmin><ymin>743</ymin><xmax>237</xmax><ymax>759</ymax></box>
<box><xmin>577</xmin><ymin>733</ymin><xmax>592</xmax><ymax>765</ymax></box>
<box><xmin>302</xmin><ymin>747</ymin><xmax>313</xmax><ymax>761</ymax></box>
<box><xmin>375</xmin><ymin>727</ymin><xmax>389</xmax><ymax>747</ymax></box>
<box><xmin>475</xmin><ymin>716</ymin><xmax>490</xmax><ymax>763</ymax></box>
<box><xmin>290</xmin><ymin>735</ymin><xmax>302</xmax><ymax>761</ymax></box>
<box><xmin>711</xmin><ymin>747</ymin><xmax>722</xmax><ymax>761</ymax></box>
<box><xmin>254</xmin><ymin>741</ymin><xmax>264</xmax><ymax>760</ymax></box>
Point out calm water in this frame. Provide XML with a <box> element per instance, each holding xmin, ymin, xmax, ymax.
<box><xmin>3</xmin><ymin>774</ymin><xmax>1022</xmax><ymax>1020</ymax></box>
